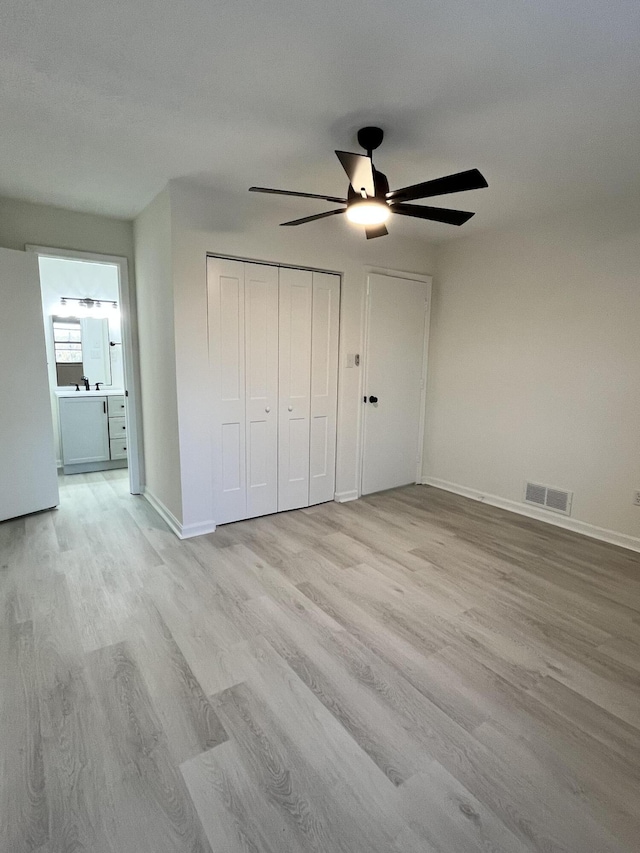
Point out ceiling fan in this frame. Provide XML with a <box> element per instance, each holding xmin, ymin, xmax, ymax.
<box><xmin>249</xmin><ymin>126</ymin><xmax>488</xmax><ymax>239</ymax></box>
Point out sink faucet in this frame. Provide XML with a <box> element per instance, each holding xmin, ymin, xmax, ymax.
<box><xmin>81</xmin><ymin>375</ymin><xmax>90</xmax><ymax>391</ymax></box>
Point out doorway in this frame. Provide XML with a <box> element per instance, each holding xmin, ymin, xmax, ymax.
<box><xmin>360</xmin><ymin>270</ymin><xmax>431</xmax><ymax>495</ymax></box>
<box><xmin>27</xmin><ymin>245</ymin><xmax>143</xmax><ymax>495</ymax></box>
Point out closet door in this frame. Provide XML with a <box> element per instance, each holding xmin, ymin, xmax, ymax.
<box><xmin>244</xmin><ymin>263</ymin><xmax>279</xmax><ymax>518</ymax></box>
<box><xmin>309</xmin><ymin>272</ymin><xmax>340</xmax><ymax>505</ymax></box>
<box><xmin>278</xmin><ymin>267</ymin><xmax>312</xmax><ymax>511</ymax></box>
<box><xmin>207</xmin><ymin>257</ymin><xmax>247</xmax><ymax>524</ymax></box>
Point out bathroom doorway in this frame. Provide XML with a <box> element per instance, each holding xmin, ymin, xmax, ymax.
<box><xmin>27</xmin><ymin>245</ymin><xmax>143</xmax><ymax>495</ymax></box>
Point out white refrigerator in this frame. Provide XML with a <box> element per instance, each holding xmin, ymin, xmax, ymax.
<box><xmin>0</xmin><ymin>246</ymin><xmax>59</xmax><ymax>521</ymax></box>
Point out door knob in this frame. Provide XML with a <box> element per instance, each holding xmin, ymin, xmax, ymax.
<box><xmin>265</xmin><ymin>406</ymin><xmax>271</xmax><ymax>413</ymax></box>
<box><xmin>368</xmin><ymin>395</ymin><xmax>378</xmax><ymax>403</ymax></box>
<box><xmin>288</xmin><ymin>405</ymin><xmax>293</xmax><ymax>412</ymax></box>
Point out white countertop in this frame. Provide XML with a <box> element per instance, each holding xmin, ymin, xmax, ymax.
<box><xmin>55</xmin><ymin>389</ymin><xmax>125</xmax><ymax>397</ymax></box>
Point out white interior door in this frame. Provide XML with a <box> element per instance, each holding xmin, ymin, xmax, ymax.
<box><xmin>208</xmin><ymin>257</ymin><xmax>247</xmax><ymax>524</ymax></box>
<box><xmin>245</xmin><ymin>263</ymin><xmax>279</xmax><ymax>518</ymax></box>
<box><xmin>0</xmin><ymin>247</ymin><xmax>59</xmax><ymax>521</ymax></box>
<box><xmin>309</xmin><ymin>272</ymin><xmax>340</xmax><ymax>505</ymax></box>
<box><xmin>361</xmin><ymin>271</ymin><xmax>431</xmax><ymax>496</ymax></box>
<box><xmin>278</xmin><ymin>267</ymin><xmax>312</xmax><ymax>511</ymax></box>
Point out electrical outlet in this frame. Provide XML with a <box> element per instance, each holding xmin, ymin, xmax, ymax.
<box><xmin>634</xmin><ymin>490</ymin><xmax>640</xmax><ymax>506</ymax></box>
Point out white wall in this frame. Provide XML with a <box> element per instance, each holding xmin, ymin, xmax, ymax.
<box><xmin>168</xmin><ymin>179</ymin><xmax>434</xmax><ymax>530</ymax></box>
<box><xmin>133</xmin><ymin>188</ymin><xmax>183</xmax><ymax>523</ymax></box>
<box><xmin>424</xmin><ymin>201</ymin><xmax>640</xmax><ymax>543</ymax></box>
<box><xmin>0</xmin><ymin>195</ymin><xmax>134</xmax><ymax>268</ymax></box>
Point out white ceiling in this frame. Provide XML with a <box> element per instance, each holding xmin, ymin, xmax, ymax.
<box><xmin>1</xmin><ymin>0</ymin><xmax>639</xmax><ymax>238</ymax></box>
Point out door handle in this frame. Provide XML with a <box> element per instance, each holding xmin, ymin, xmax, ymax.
<box><xmin>368</xmin><ymin>395</ymin><xmax>378</xmax><ymax>403</ymax></box>
<box><xmin>265</xmin><ymin>406</ymin><xmax>271</xmax><ymax>413</ymax></box>
<box><xmin>288</xmin><ymin>405</ymin><xmax>293</xmax><ymax>412</ymax></box>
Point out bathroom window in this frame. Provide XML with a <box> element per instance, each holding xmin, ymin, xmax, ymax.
<box><xmin>52</xmin><ymin>317</ymin><xmax>84</xmax><ymax>384</ymax></box>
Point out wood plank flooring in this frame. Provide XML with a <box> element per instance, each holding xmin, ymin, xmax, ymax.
<box><xmin>1</xmin><ymin>471</ymin><xmax>640</xmax><ymax>852</ymax></box>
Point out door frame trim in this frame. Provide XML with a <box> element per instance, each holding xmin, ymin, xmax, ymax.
<box><xmin>359</xmin><ymin>268</ymin><xmax>432</xmax><ymax>497</ymax></box>
<box><xmin>26</xmin><ymin>244</ymin><xmax>144</xmax><ymax>495</ymax></box>
<box><xmin>206</xmin><ymin>252</ymin><xmax>342</xmax><ymax>277</ymax></box>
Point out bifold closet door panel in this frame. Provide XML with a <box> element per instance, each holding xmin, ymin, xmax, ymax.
<box><xmin>278</xmin><ymin>267</ymin><xmax>312</xmax><ymax>511</ymax></box>
<box><xmin>207</xmin><ymin>257</ymin><xmax>247</xmax><ymax>524</ymax></box>
<box><xmin>244</xmin><ymin>263</ymin><xmax>279</xmax><ymax>518</ymax></box>
<box><xmin>309</xmin><ymin>272</ymin><xmax>340</xmax><ymax>505</ymax></box>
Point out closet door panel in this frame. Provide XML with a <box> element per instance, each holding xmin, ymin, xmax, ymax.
<box><xmin>278</xmin><ymin>267</ymin><xmax>312</xmax><ymax>511</ymax></box>
<box><xmin>309</xmin><ymin>272</ymin><xmax>340</xmax><ymax>505</ymax></box>
<box><xmin>245</xmin><ymin>263</ymin><xmax>279</xmax><ymax>518</ymax></box>
<box><xmin>221</xmin><ymin>422</ymin><xmax>242</xmax><ymax>491</ymax></box>
<box><xmin>207</xmin><ymin>257</ymin><xmax>247</xmax><ymax>524</ymax></box>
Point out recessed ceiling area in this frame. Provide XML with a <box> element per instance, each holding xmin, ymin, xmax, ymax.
<box><xmin>1</xmin><ymin>0</ymin><xmax>638</xmax><ymax>236</ymax></box>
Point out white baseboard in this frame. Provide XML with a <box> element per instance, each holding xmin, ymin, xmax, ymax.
<box><xmin>143</xmin><ymin>488</ymin><xmax>216</xmax><ymax>540</ymax></box>
<box><xmin>421</xmin><ymin>476</ymin><xmax>640</xmax><ymax>554</ymax></box>
<box><xmin>334</xmin><ymin>490</ymin><xmax>359</xmax><ymax>503</ymax></box>
<box><xmin>143</xmin><ymin>489</ymin><xmax>183</xmax><ymax>537</ymax></box>
<box><xmin>181</xmin><ymin>519</ymin><xmax>217</xmax><ymax>539</ymax></box>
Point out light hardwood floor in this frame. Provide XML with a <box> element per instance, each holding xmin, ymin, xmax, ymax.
<box><xmin>1</xmin><ymin>470</ymin><xmax>640</xmax><ymax>852</ymax></box>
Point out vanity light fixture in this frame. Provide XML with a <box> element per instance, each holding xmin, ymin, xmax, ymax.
<box><xmin>58</xmin><ymin>296</ymin><xmax>118</xmax><ymax>318</ymax></box>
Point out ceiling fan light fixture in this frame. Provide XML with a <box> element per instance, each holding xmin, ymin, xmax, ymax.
<box><xmin>345</xmin><ymin>200</ymin><xmax>390</xmax><ymax>226</ymax></box>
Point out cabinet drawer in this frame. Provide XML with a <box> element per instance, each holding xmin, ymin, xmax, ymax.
<box><xmin>109</xmin><ymin>437</ymin><xmax>128</xmax><ymax>460</ymax></box>
<box><xmin>107</xmin><ymin>395</ymin><xmax>126</xmax><ymax>417</ymax></box>
<box><xmin>108</xmin><ymin>416</ymin><xmax>126</xmax><ymax>438</ymax></box>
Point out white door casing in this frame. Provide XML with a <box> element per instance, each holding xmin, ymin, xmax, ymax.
<box><xmin>245</xmin><ymin>263</ymin><xmax>279</xmax><ymax>519</ymax></box>
<box><xmin>361</xmin><ymin>271</ymin><xmax>431</xmax><ymax>496</ymax></box>
<box><xmin>278</xmin><ymin>266</ymin><xmax>313</xmax><ymax>511</ymax></box>
<box><xmin>309</xmin><ymin>272</ymin><xmax>340</xmax><ymax>506</ymax></box>
<box><xmin>27</xmin><ymin>244</ymin><xmax>141</xmax><ymax>495</ymax></box>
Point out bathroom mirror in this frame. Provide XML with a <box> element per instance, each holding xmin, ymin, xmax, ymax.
<box><xmin>51</xmin><ymin>315</ymin><xmax>112</xmax><ymax>387</ymax></box>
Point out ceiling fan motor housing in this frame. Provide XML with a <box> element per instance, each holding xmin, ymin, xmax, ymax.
<box><xmin>357</xmin><ymin>126</ymin><xmax>385</xmax><ymax>155</ymax></box>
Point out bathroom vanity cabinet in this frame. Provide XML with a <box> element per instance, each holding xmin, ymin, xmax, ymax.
<box><xmin>58</xmin><ymin>392</ymin><xmax>127</xmax><ymax>473</ymax></box>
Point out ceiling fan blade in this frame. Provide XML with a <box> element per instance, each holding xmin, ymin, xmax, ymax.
<box><xmin>335</xmin><ymin>151</ymin><xmax>376</xmax><ymax>197</ymax></box>
<box><xmin>250</xmin><ymin>186</ymin><xmax>347</xmax><ymax>204</ymax></box>
<box><xmin>280</xmin><ymin>208</ymin><xmax>345</xmax><ymax>227</ymax></box>
<box><xmin>365</xmin><ymin>223</ymin><xmax>388</xmax><ymax>239</ymax></box>
<box><xmin>387</xmin><ymin>169</ymin><xmax>488</xmax><ymax>203</ymax></box>
<box><xmin>391</xmin><ymin>203</ymin><xmax>475</xmax><ymax>226</ymax></box>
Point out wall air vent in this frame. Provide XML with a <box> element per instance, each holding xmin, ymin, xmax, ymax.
<box><xmin>524</xmin><ymin>482</ymin><xmax>572</xmax><ymax>515</ymax></box>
